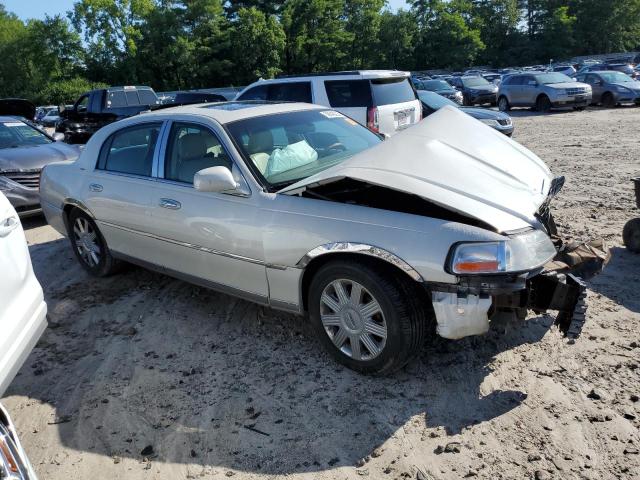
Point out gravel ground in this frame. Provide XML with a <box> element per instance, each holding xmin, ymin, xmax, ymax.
<box><xmin>3</xmin><ymin>106</ymin><xmax>639</xmax><ymax>480</ymax></box>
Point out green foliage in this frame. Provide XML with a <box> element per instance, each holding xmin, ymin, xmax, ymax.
<box><xmin>35</xmin><ymin>77</ymin><xmax>108</xmax><ymax>105</ymax></box>
<box><xmin>2</xmin><ymin>0</ymin><xmax>640</xmax><ymax>104</ymax></box>
<box><xmin>231</xmin><ymin>7</ymin><xmax>285</xmax><ymax>83</ymax></box>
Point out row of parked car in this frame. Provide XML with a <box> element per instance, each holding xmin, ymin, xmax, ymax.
<box><xmin>415</xmin><ymin>68</ymin><xmax>640</xmax><ymax>112</ymax></box>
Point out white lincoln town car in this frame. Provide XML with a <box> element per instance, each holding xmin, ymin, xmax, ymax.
<box><xmin>40</xmin><ymin>101</ymin><xmax>602</xmax><ymax>374</ymax></box>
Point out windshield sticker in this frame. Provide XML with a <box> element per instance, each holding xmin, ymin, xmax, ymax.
<box><xmin>320</xmin><ymin>110</ymin><xmax>345</xmax><ymax>119</ymax></box>
<box><xmin>344</xmin><ymin>118</ymin><xmax>358</xmax><ymax>126</ymax></box>
<box><xmin>2</xmin><ymin>122</ymin><xmax>24</xmax><ymax>127</ymax></box>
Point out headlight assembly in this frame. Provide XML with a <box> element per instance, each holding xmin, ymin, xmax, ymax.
<box><xmin>479</xmin><ymin>119</ymin><xmax>499</xmax><ymax>127</ymax></box>
<box><xmin>448</xmin><ymin>229</ymin><xmax>557</xmax><ymax>275</ymax></box>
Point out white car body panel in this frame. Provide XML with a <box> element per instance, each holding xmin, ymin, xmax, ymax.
<box><xmin>0</xmin><ymin>192</ymin><xmax>47</xmax><ymax>396</ymax></box>
<box><xmin>0</xmin><ymin>192</ymin><xmax>45</xmax><ymax>480</ymax></box>
<box><xmin>281</xmin><ymin>107</ymin><xmax>553</xmax><ymax>233</ymax></box>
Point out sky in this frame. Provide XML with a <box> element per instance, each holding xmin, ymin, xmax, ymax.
<box><xmin>4</xmin><ymin>0</ymin><xmax>408</xmax><ymax>21</ymax></box>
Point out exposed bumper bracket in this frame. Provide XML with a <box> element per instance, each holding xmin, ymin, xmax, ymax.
<box><xmin>527</xmin><ymin>273</ymin><xmax>587</xmax><ymax>338</ymax></box>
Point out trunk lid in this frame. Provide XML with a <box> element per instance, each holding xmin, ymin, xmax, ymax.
<box><xmin>279</xmin><ymin>106</ymin><xmax>554</xmax><ymax>232</ymax></box>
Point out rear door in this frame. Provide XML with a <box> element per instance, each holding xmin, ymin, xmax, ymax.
<box><xmin>584</xmin><ymin>73</ymin><xmax>604</xmax><ymax>102</ymax></box>
<box><xmin>83</xmin><ymin>121</ymin><xmax>164</xmax><ymax>264</ymax></box>
<box><xmin>370</xmin><ymin>77</ymin><xmax>420</xmax><ymax>135</ymax></box>
<box><xmin>0</xmin><ymin>193</ymin><xmax>47</xmax><ymax>395</ymax></box>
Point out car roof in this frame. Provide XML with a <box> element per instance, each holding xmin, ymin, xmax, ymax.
<box><xmin>265</xmin><ymin>70</ymin><xmax>410</xmax><ymax>81</ymax></box>
<box><xmin>139</xmin><ymin>100</ymin><xmax>324</xmax><ymax>124</ymax></box>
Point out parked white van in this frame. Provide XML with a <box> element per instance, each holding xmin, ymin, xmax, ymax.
<box><xmin>235</xmin><ymin>70</ymin><xmax>421</xmax><ymax>136</ymax></box>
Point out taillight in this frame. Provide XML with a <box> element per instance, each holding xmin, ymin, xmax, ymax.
<box><xmin>367</xmin><ymin>106</ymin><xmax>379</xmax><ymax>133</ymax></box>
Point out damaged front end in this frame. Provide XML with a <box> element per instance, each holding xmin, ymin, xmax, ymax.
<box><xmin>430</xmin><ymin>219</ymin><xmax>610</xmax><ymax>341</ymax></box>
<box><xmin>430</xmin><ymin>238</ymin><xmax>608</xmax><ymax>341</ymax></box>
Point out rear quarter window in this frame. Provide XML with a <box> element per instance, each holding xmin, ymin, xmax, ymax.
<box><xmin>324</xmin><ymin>80</ymin><xmax>373</xmax><ymax>108</ymax></box>
<box><xmin>371</xmin><ymin>78</ymin><xmax>416</xmax><ymax>106</ymax></box>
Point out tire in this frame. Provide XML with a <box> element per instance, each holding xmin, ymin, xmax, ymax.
<box><xmin>602</xmin><ymin>92</ymin><xmax>616</xmax><ymax>108</ymax></box>
<box><xmin>573</xmin><ymin>106</ymin><xmax>586</xmax><ymax>111</ymax></box>
<box><xmin>623</xmin><ymin>218</ymin><xmax>640</xmax><ymax>253</ymax></box>
<box><xmin>498</xmin><ymin>96</ymin><xmax>510</xmax><ymax>112</ymax></box>
<box><xmin>535</xmin><ymin>95</ymin><xmax>552</xmax><ymax>113</ymax></box>
<box><xmin>67</xmin><ymin>208</ymin><xmax>121</xmax><ymax>276</ymax></box>
<box><xmin>308</xmin><ymin>259</ymin><xmax>430</xmax><ymax>375</ymax></box>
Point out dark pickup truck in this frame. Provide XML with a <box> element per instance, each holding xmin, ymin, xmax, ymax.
<box><xmin>56</xmin><ymin>86</ymin><xmax>159</xmax><ymax>144</ymax></box>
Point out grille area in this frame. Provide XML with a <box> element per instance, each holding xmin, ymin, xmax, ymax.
<box><xmin>1</xmin><ymin>170</ymin><xmax>40</xmax><ymax>189</ymax></box>
<box><xmin>566</xmin><ymin>87</ymin><xmax>587</xmax><ymax>96</ymax></box>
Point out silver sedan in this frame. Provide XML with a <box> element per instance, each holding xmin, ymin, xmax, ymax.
<box><xmin>40</xmin><ymin>101</ymin><xmax>601</xmax><ymax>374</ymax></box>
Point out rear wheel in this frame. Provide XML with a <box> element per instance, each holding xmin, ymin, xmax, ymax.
<box><xmin>602</xmin><ymin>92</ymin><xmax>616</xmax><ymax>108</ymax></box>
<box><xmin>67</xmin><ymin>208</ymin><xmax>121</xmax><ymax>276</ymax></box>
<box><xmin>308</xmin><ymin>260</ymin><xmax>430</xmax><ymax>375</ymax></box>
<box><xmin>498</xmin><ymin>96</ymin><xmax>510</xmax><ymax>112</ymax></box>
<box><xmin>623</xmin><ymin>218</ymin><xmax>640</xmax><ymax>253</ymax></box>
<box><xmin>536</xmin><ymin>95</ymin><xmax>552</xmax><ymax>113</ymax></box>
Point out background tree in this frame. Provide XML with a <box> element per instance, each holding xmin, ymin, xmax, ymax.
<box><xmin>230</xmin><ymin>7</ymin><xmax>285</xmax><ymax>83</ymax></box>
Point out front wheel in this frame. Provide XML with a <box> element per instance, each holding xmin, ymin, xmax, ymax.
<box><xmin>602</xmin><ymin>92</ymin><xmax>616</xmax><ymax>108</ymax></box>
<box><xmin>308</xmin><ymin>260</ymin><xmax>430</xmax><ymax>375</ymax></box>
<box><xmin>67</xmin><ymin>208</ymin><xmax>121</xmax><ymax>276</ymax></box>
<box><xmin>536</xmin><ymin>95</ymin><xmax>552</xmax><ymax>112</ymax></box>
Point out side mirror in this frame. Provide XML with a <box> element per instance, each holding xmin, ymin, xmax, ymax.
<box><xmin>52</xmin><ymin>132</ymin><xmax>65</xmax><ymax>142</ymax></box>
<box><xmin>194</xmin><ymin>166</ymin><xmax>239</xmax><ymax>193</ymax></box>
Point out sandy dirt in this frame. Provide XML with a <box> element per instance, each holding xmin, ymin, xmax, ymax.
<box><xmin>3</xmin><ymin>107</ymin><xmax>639</xmax><ymax>480</ymax></box>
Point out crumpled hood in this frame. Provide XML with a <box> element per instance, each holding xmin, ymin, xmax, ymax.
<box><xmin>0</xmin><ymin>142</ymin><xmax>80</xmax><ymax>171</ymax></box>
<box><xmin>280</xmin><ymin>107</ymin><xmax>554</xmax><ymax>232</ymax></box>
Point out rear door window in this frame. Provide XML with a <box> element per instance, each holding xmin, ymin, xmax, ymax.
<box><xmin>125</xmin><ymin>90</ymin><xmax>140</xmax><ymax>106</ymax></box>
<box><xmin>371</xmin><ymin>78</ymin><xmax>416</xmax><ymax>106</ymax></box>
<box><xmin>324</xmin><ymin>80</ymin><xmax>373</xmax><ymax>108</ymax></box>
<box><xmin>266</xmin><ymin>82</ymin><xmax>312</xmax><ymax>103</ymax></box>
<box><xmin>98</xmin><ymin>123</ymin><xmax>161</xmax><ymax>176</ymax></box>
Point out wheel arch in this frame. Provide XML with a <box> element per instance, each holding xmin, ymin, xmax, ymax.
<box><xmin>297</xmin><ymin>243</ymin><xmax>424</xmax><ymax>312</ymax></box>
<box><xmin>62</xmin><ymin>198</ymin><xmax>94</xmax><ymax>231</ymax></box>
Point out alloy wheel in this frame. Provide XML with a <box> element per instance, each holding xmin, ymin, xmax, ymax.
<box><xmin>319</xmin><ymin>279</ymin><xmax>387</xmax><ymax>361</ymax></box>
<box><xmin>73</xmin><ymin>217</ymin><xmax>101</xmax><ymax>267</ymax></box>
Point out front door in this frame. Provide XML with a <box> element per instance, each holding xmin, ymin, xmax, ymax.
<box><xmin>147</xmin><ymin>121</ymin><xmax>269</xmax><ymax>302</ymax></box>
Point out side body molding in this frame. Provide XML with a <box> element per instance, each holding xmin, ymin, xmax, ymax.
<box><xmin>296</xmin><ymin>242</ymin><xmax>424</xmax><ymax>282</ymax></box>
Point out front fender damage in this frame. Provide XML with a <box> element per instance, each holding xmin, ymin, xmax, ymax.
<box><xmin>430</xmin><ymin>237</ymin><xmax>610</xmax><ymax>340</ymax></box>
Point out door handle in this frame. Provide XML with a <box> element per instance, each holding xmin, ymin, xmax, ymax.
<box><xmin>89</xmin><ymin>183</ymin><xmax>103</xmax><ymax>192</ymax></box>
<box><xmin>0</xmin><ymin>215</ymin><xmax>19</xmax><ymax>237</ymax></box>
<box><xmin>159</xmin><ymin>198</ymin><xmax>181</xmax><ymax>210</ymax></box>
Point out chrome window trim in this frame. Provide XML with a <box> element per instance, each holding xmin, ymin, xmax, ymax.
<box><xmin>297</xmin><ymin>242</ymin><xmax>423</xmax><ymax>282</ymax></box>
<box><xmin>152</xmin><ymin>120</ymin><xmax>171</xmax><ymax>178</ymax></box>
<box><xmin>158</xmin><ymin>118</ymin><xmax>252</xmax><ymax>197</ymax></box>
